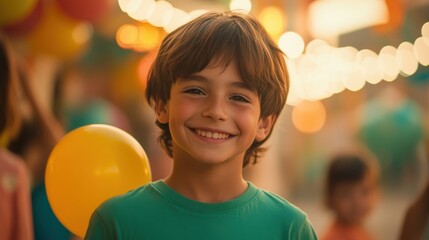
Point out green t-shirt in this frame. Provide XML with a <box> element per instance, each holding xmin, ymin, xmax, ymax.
<box><xmin>85</xmin><ymin>180</ymin><xmax>318</xmax><ymax>240</ymax></box>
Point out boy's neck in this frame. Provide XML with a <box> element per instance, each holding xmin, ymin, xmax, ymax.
<box><xmin>164</xmin><ymin>161</ymin><xmax>248</xmax><ymax>203</ymax></box>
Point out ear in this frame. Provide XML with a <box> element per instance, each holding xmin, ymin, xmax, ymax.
<box><xmin>255</xmin><ymin>115</ymin><xmax>276</xmax><ymax>142</ymax></box>
<box><xmin>155</xmin><ymin>101</ymin><xmax>169</xmax><ymax>124</ymax></box>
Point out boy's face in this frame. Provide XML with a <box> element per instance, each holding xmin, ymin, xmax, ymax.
<box><xmin>329</xmin><ymin>173</ymin><xmax>378</xmax><ymax>225</ymax></box>
<box><xmin>156</xmin><ymin>61</ymin><xmax>274</xmax><ymax>166</ymax></box>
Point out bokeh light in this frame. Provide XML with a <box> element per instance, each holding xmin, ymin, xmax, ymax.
<box><xmin>292</xmin><ymin>100</ymin><xmax>326</xmax><ymax>133</ymax></box>
<box><xmin>164</xmin><ymin>8</ymin><xmax>190</xmax><ymax>33</ymax></box>
<box><xmin>147</xmin><ymin>1</ymin><xmax>174</xmax><ymax>27</ymax></box>
<box><xmin>308</xmin><ymin>0</ymin><xmax>388</xmax><ymax>40</ymax></box>
<box><xmin>342</xmin><ymin>60</ymin><xmax>366</xmax><ymax>92</ymax></box>
<box><xmin>355</xmin><ymin>49</ymin><xmax>382</xmax><ymax>84</ymax></box>
<box><xmin>396</xmin><ymin>41</ymin><xmax>419</xmax><ymax>76</ymax></box>
<box><xmin>422</xmin><ymin>22</ymin><xmax>429</xmax><ymax>39</ymax></box>
<box><xmin>229</xmin><ymin>0</ymin><xmax>252</xmax><ymax>12</ymax></box>
<box><xmin>72</xmin><ymin>23</ymin><xmax>93</xmax><ymax>45</ymax></box>
<box><xmin>138</xmin><ymin>50</ymin><xmax>158</xmax><ymax>90</ymax></box>
<box><xmin>378</xmin><ymin>45</ymin><xmax>399</xmax><ymax>82</ymax></box>
<box><xmin>413</xmin><ymin>37</ymin><xmax>429</xmax><ymax>66</ymax></box>
<box><xmin>116</xmin><ymin>24</ymin><xmax>138</xmax><ymax>48</ymax></box>
<box><xmin>279</xmin><ymin>31</ymin><xmax>305</xmax><ymax>59</ymax></box>
<box><xmin>116</xmin><ymin>23</ymin><xmax>160</xmax><ymax>51</ymax></box>
<box><xmin>127</xmin><ymin>0</ymin><xmax>156</xmax><ymax>21</ymax></box>
<box><xmin>259</xmin><ymin>6</ymin><xmax>285</xmax><ymax>37</ymax></box>
<box><xmin>305</xmin><ymin>39</ymin><xmax>328</xmax><ymax>54</ymax></box>
<box><xmin>118</xmin><ymin>0</ymin><xmax>141</xmax><ymax>13</ymax></box>
<box><xmin>136</xmin><ymin>23</ymin><xmax>161</xmax><ymax>51</ymax></box>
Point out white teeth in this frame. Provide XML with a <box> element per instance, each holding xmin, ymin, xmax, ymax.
<box><xmin>195</xmin><ymin>129</ymin><xmax>229</xmax><ymax>139</ymax></box>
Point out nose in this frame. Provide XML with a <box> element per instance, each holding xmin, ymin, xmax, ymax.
<box><xmin>202</xmin><ymin>96</ymin><xmax>227</xmax><ymax>121</ymax></box>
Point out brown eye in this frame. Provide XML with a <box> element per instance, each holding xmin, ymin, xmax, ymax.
<box><xmin>184</xmin><ymin>88</ymin><xmax>205</xmax><ymax>95</ymax></box>
<box><xmin>230</xmin><ymin>95</ymin><xmax>250</xmax><ymax>103</ymax></box>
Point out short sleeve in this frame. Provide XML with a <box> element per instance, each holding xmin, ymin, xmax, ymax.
<box><xmin>84</xmin><ymin>210</ymin><xmax>115</xmax><ymax>240</ymax></box>
<box><xmin>296</xmin><ymin>217</ymin><xmax>318</xmax><ymax>240</ymax></box>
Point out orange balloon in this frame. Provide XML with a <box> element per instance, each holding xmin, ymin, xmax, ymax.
<box><xmin>45</xmin><ymin>124</ymin><xmax>151</xmax><ymax>238</ymax></box>
<box><xmin>26</xmin><ymin>3</ymin><xmax>91</xmax><ymax>60</ymax></box>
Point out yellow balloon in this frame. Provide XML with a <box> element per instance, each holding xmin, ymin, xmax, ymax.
<box><xmin>45</xmin><ymin>124</ymin><xmax>151</xmax><ymax>238</ymax></box>
<box><xmin>0</xmin><ymin>0</ymin><xmax>36</xmax><ymax>26</ymax></box>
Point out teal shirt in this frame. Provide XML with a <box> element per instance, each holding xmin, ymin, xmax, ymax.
<box><xmin>85</xmin><ymin>181</ymin><xmax>318</xmax><ymax>240</ymax></box>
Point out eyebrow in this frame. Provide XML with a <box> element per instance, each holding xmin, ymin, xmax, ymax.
<box><xmin>179</xmin><ymin>74</ymin><xmax>256</xmax><ymax>92</ymax></box>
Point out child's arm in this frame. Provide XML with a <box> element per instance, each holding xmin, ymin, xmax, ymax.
<box><xmin>399</xmin><ymin>180</ymin><xmax>429</xmax><ymax>240</ymax></box>
<box><xmin>18</xmin><ymin>58</ymin><xmax>64</xmax><ymax>147</ymax></box>
<box><xmin>17</xmin><ymin>57</ymin><xmax>65</xmax><ymax>184</ymax></box>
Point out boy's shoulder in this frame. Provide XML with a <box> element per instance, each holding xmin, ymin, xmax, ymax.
<box><xmin>95</xmin><ymin>181</ymin><xmax>156</xmax><ymax>215</ymax></box>
<box><xmin>254</xmin><ymin>186</ymin><xmax>309</xmax><ymax>222</ymax></box>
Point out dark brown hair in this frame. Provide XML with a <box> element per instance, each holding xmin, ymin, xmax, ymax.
<box><xmin>0</xmin><ymin>33</ymin><xmax>21</xmax><ymax>139</ymax></box>
<box><xmin>325</xmin><ymin>153</ymin><xmax>379</xmax><ymax>207</ymax></box>
<box><xmin>145</xmin><ymin>11</ymin><xmax>289</xmax><ymax>167</ymax></box>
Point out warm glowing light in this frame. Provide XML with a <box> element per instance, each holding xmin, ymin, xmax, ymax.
<box><xmin>304</xmin><ymin>71</ymin><xmax>333</xmax><ymax>100</ymax></box>
<box><xmin>362</xmin><ymin>56</ymin><xmax>382</xmax><ymax>84</ymax></box>
<box><xmin>72</xmin><ymin>23</ymin><xmax>92</xmax><ymax>45</ymax></box>
<box><xmin>229</xmin><ymin>0</ymin><xmax>252</xmax><ymax>12</ymax></box>
<box><xmin>309</xmin><ymin>0</ymin><xmax>388</xmax><ymax>40</ymax></box>
<box><xmin>147</xmin><ymin>1</ymin><xmax>174</xmax><ymax>27</ymax></box>
<box><xmin>259</xmin><ymin>6</ymin><xmax>285</xmax><ymax>37</ymax></box>
<box><xmin>355</xmin><ymin>49</ymin><xmax>381</xmax><ymax>84</ymax></box>
<box><xmin>138</xmin><ymin>50</ymin><xmax>157</xmax><ymax>89</ymax></box>
<box><xmin>116</xmin><ymin>23</ymin><xmax>161</xmax><ymax>51</ymax></box>
<box><xmin>414</xmin><ymin>37</ymin><xmax>429</xmax><ymax>66</ymax></box>
<box><xmin>334</xmin><ymin>47</ymin><xmax>359</xmax><ymax>91</ymax></box>
<box><xmin>118</xmin><ymin>0</ymin><xmax>142</xmax><ymax>13</ymax></box>
<box><xmin>342</xmin><ymin>63</ymin><xmax>366</xmax><ymax>92</ymax></box>
<box><xmin>189</xmin><ymin>9</ymin><xmax>208</xmax><ymax>20</ymax></box>
<box><xmin>306</xmin><ymin>39</ymin><xmax>328</xmax><ymax>54</ymax></box>
<box><xmin>279</xmin><ymin>32</ymin><xmax>305</xmax><ymax>59</ymax></box>
<box><xmin>137</xmin><ymin>24</ymin><xmax>160</xmax><ymax>51</ymax></box>
<box><xmin>378</xmin><ymin>46</ymin><xmax>399</xmax><ymax>82</ymax></box>
<box><xmin>127</xmin><ymin>0</ymin><xmax>156</xmax><ymax>21</ymax></box>
<box><xmin>355</xmin><ymin>49</ymin><xmax>377</xmax><ymax>64</ymax></box>
<box><xmin>326</xmin><ymin>48</ymin><xmax>353</xmax><ymax>94</ymax></box>
<box><xmin>294</xmin><ymin>55</ymin><xmax>331</xmax><ymax>101</ymax></box>
<box><xmin>292</xmin><ymin>101</ymin><xmax>326</xmax><ymax>133</ymax></box>
<box><xmin>116</xmin><ymin>0</ymin><xmax>428</xmax><ymax>104</ymax></box>
<box><xmin>285</xmin><ymin>59</ymin><xmax>302</xmax><ymax>106</ymax></box>
<box><xmin>164</xmin><ymin>8</ymin><xmax>190</xmax><ymax>33</ymax></box>
<box><xmin>396</xmin><ymin>42</ymin><xmax>418</xmax><ymax>76</ymax></box>
<box><xmin>336</xmin><ymin>46</ymin><xmax>358</xmax><ymax>60</ymax></box>
<box><xmin>116</xmin><ymin>24</ymin><xmax>139</xmax><ymax>48</ymax></box>
<box><xmin>422</xmin><ymin>22</ymin><xmax>429</xmax><ymax>39</ymax></box>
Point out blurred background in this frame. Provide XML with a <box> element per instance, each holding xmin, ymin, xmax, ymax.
<box><xmin>1</xmin><ymin>0</ymin><xmax>428</xmax><ymax>239</ymax></box>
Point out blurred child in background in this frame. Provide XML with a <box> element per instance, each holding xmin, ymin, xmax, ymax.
<box><xmin>321</xmin><ymin>153</ymin><xmax>379</xmax><ymax>240</ymax></box>
<box><xmin>0</xmin><ymin>32</ymin><xmax>80</xmax><ymax>240</ymax></box>
<box><xmin>0</xmin><ymin>32</ymin><xmax>34</xmax><ymax>240</ymax></box>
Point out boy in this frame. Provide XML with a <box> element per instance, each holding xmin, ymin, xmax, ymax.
<box><xmin>85</xmin><ymin>11</ymin><xmax>318</xmax><ymax>239</ymax></box>
<box><xmin>321</xmin><ymin>154</ymin><xmax>379</xmax><ymax>240</ymax></box>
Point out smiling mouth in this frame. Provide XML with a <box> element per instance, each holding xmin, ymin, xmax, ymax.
<box><xmin>191</xmin><ymin>129</ymin><xmax>232</xmax><ymax>140</ymax></box>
